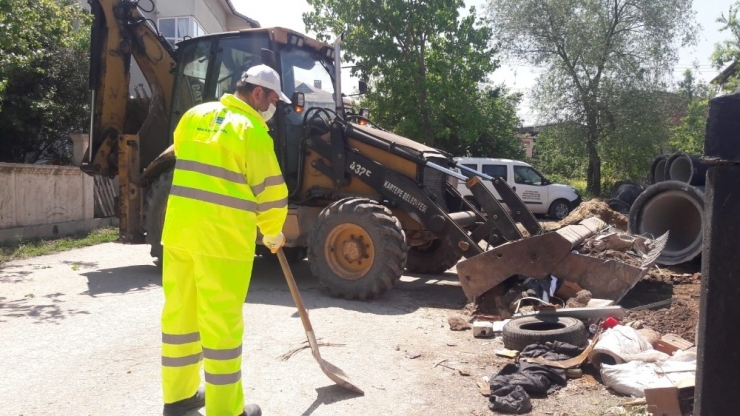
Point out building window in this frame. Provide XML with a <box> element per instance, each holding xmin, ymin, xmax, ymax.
<box><xmin>158</xmin><ymin>17</ymin><xmax>206</xmax><ymax>48</ymax></box>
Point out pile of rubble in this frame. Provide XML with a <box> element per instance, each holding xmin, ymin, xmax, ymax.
<box><xmin>452</xmin><ymin>208</ymin><xmax>699</xmax><ymax>414</ymax></box>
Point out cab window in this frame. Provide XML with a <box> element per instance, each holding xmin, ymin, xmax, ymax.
<box><xmin>482</xmin><ymin>164</ymin><xmax>507</xmax><ymax>180</ymax></box>
<box><xmin>513</xmin><ymin>166</ymin><xmax>545</xmax><ymax>186</ymax></box>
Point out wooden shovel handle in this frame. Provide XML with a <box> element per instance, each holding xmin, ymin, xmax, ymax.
<box><xmin>276</xmin><ymin>249</ymin><xmax>314</xmax><ymax>333</ymax></box>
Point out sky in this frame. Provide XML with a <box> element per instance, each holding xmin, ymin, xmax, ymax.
<box><xmin>232</xmin><ymin>0</ymin><xmax>737</xmax><ymax>124</ymax></box>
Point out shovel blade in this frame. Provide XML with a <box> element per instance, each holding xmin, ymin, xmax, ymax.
<box><xmin>318</xmin><ymin>357</ymin><xmax>365</xmax><ymax>394</ymax></box>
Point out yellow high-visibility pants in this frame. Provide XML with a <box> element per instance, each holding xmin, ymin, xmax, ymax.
<box><xmin>161</xmin><ymin>246</ymin><xmax>254</xmax><ymax>416</ymax></box>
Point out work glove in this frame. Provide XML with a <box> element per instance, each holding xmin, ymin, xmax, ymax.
<box><xmin>262</xmin><ymin>232</ymin><xmax>285</xmax><ymax>254</ymax></box>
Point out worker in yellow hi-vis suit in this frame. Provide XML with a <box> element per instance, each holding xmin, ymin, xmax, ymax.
<box><xmin>160</xmin><ymin>65</ymin><xmax>290</xmax><ymax>416</ymax></box>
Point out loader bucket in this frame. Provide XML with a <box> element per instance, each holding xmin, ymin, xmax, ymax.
<box><xmin>456</xmin><ymin>217</ymin><xmax>668</xmax><ymax>308</ymax></box>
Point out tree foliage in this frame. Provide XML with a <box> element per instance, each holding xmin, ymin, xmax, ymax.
<box><xmin>669</xmin><ymin>69</ymin><xmax>711</xmax><ymax>155</ymax></box>
<box><xmin>488</xmin><ymin>0</ymin><xmax>697</xmax><ymax>195</ymax></box>
<box><xmin>0</xmin><ymin>0</ymin><xmax>91</xmax><ymax>163</ymax></box>
<box><xmin>712</xmin><ymin>1</ymin><xmax>740</xmax><ymax>92</ymax></box>
<box><xmin>304</xmin><ymin>0</ymin><xmax>524</xmax><ymax>159</ymax></box>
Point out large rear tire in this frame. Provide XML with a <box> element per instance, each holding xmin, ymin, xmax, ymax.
<box><xmin>144</xmin><ymin>169</ymin><xmax>173</xmax><ymax>263</ymax></box>
<box><xmin>307</xmin><ymin>198</ymin><xmax>408</xmax><ymax>300</ymax></box>
<box><xmin>405</xmin><ymin>239</ymin><xmax>461</xmax><ymax>274</ymax></box>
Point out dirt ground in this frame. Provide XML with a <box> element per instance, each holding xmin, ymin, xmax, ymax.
<box><xmin>0</xmin><ymin>233</ymin><xmax>700</xmax><ymax>415</ymax></box>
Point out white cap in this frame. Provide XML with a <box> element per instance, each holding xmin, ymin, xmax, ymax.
<box><xmin>241</xmin><ymin>64</ymin><xmax>291</xmax><ymax>104</ymax></box>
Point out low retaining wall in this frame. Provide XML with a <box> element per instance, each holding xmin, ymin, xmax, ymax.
<box><xmin>0</xmin><ymin>163</ymin><xmax>100</xmax><ymax>242</ymax></box>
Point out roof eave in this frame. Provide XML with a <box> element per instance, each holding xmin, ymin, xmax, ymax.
<box><xmin>224</xmin><ymin>0</ymin><xmax>260</xmax><ymax>28</ymax></box>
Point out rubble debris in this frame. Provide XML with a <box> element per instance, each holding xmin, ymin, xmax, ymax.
<box><xmin>405</xmin><ymin>352</ymin><xmax>421</xmax><ymax>359</ymax></box>
<box><xmin>600</xmin><ymin>349</ymin><xmax>696</xmax><ymax>397</ymax></box>
<box><xmin>636</xmin><ymin>327</ymin><xmax>660</xmax><ymax>347</ymax></box>
<box><xmin>654</xmin><ymin>333</ymin><xmax>694</xmax><ymax>355</ymax></box>
<box><xmin>565</xmin><ymin>368</ymin><xmax>583</xmax><ymax>379</ymax></box>
<box><xmin>448</xmin><ymin>315</ymin><xmax>471</xmax><ymax>331</ymax></box>
<box><xmin>473</xmin><ymin>321</ymin><xmax>494</xmax><ymax>338</ymax></box>
<box><xmin>477</xmin><ymin>376</ymin><xmax>492</xmax><ymax>396</ymax></box>
<box><xmin>624</xmin><ymin>320</ymin><xmax>643</xmax><ymax>329</ymax></box>
<box><xmin>555</xmin><ymin>280</ymin><xmax>583</xmax><ymax>300</ymax></box>
<box><xmin>589</xmin><ymin>325</ymin><xmax>668</xmax><ymax>368</ymax></box>
<box><xmin>644</xmin><ymin>386</ymin><xmax>682</xmax><ymax>416</ymax></box>
<box><xmin>458</xmin><ymin>218</ymin><xmax>667</xmax><ymax>311</ymax></box>
<box><xmin>495</xmin><ymin>349</ymin><xmax>519</xmax><ymax>359</ymax></box>
<box><xmin>580</xmin><ymin>232</ymin><xmax>652</xmax><ymax>255</ymax></box>
<box><xmin>516</xmin><ymin>306</ymin><xmax>626</xmax><ymax>321</ymax></box>
<box><xmin>557</xmin><ymin>199</ymin><xmax>628</xmax><ymax>230</ymax></box>
<box><xmin>565</xmin><ymin>289</ymin><xmax>592</xmax><ymax>308</ymax></box>
<box><xmin>627</xmin><ymin>299</ymin><xmax>698</xmax><ymax>341</ymax></box>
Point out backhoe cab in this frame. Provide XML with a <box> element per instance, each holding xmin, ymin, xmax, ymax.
<box><xmin>83</xmin><ymin>0</ymin><xmax>663</xmax><ymax>309</ymax></box>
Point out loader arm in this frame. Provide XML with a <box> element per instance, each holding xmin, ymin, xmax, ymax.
<box><xmin>82</xmin><ymin>0</ymin><xmax>176</xmax><ymax>178</ymax></box>
<box><xmin>82</xmin><ymin>0</ymin><xmax>176</xmax><ymax>242</ymax></box>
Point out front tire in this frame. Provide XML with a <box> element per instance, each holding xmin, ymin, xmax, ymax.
<box><xmin>144</xmin><ymin>170</ymin><xmax>173</xmax><ymax>263</ymax></box>
<box><xmin>307</xmin><ymin>198</ymin><xmax>407</xmax><ymax>300</ymax></box>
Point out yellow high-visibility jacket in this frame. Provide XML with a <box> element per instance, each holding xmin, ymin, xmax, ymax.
<box><xmin>161</xmin><ymin>94</ymin><xmax>288</xmax><ymax>259</ymax></box>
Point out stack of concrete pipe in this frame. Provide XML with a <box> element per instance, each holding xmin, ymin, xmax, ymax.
<box><xmin>628</xmin><ymin>151</ymin><xmax>706</xmax><ymax>265</ymax></box>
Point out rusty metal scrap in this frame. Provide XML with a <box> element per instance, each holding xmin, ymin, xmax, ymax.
<box><xmin>456</xmin><ymin>218</ymin><xmax>668</xmax><ymax>303</ymax></box>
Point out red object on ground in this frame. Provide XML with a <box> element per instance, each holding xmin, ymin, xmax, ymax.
<box><xmin>602</xmin><ymin>317</ymin><xmax>619</xmax><ymax>329</ymax></box>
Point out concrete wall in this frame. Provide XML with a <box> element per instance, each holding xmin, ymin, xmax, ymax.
<box><xmin>0</xmin><ymin>163</ymin><xmax>94</xmax><ymax>238</ymax></box>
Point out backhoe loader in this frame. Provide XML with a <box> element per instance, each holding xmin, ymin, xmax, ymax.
<box><xmin>83</xmin><ymin>0</ymin><xmax>664</xmax><ymax>309</ymax></box>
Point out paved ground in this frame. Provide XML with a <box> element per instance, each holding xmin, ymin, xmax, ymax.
<box><xmin>0</xmin><ymin>243</ymin><xmax>622</xmax><ymax>416</ymax></box>
<box><xmin>0</xmin><ymin>243</ymin><xmax>472</xmax><ymax>415</ymax></box>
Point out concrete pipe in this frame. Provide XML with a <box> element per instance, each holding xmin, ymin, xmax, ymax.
<box><xmin>628</xmin><ymin>181</ymin><xmax>704</xmax><ymax>266</ymax></box>
<box><xmin>649</xmin><ymin>155</ymin><xmax>668</xmax><ymax>184</ymax></box>
<box><xmin>608</xmin><ymin>181</ymin><xmax>645</xmax><ymax>214</ymax></box>
<box><xmin>665</xmin><ymin>151</ymin><xmax>708</xmax><ymax>186</ymax></box>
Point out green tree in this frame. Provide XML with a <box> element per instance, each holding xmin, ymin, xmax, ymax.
<box><xmin>712</xmin><ymin>1</ymin><xmax>740</xmax><ymax>92</ymax></box>
<box><xmin>0</xmin><ymin>0</ymin><xmax>91</xmax><ymax>163</ymax></box>
<box><xmin>669</xmin><ymin>69</ymin><xmax>711</xmax><ymax>155</ymax></box>
<box><xmin>304</xmin><ymin>0</ymin><xmax>523</xmax><ymax>157</ymax></box>
<box><xmin>488</xmin><ymin>0</ymin><xmax>697</xmax><ymax>195</ymax></box>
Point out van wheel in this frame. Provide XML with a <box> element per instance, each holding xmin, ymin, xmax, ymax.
<box><xmin>548</xmin><ymin>199</ymin><xmax>571</xmax><ymax>220</ymax></box>
<box><xmin>405</xmin><ymin>239</ymin><xmax>462</xmax><ymax>274</ymax></box>
<box><xmin>308</xmin><ymin>198</ymin><xmax>407</xmax><ymax>300</ymax></box>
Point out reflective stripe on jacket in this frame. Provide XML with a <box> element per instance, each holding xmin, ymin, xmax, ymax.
<box><xmin>161</xmin><ymin>94</ymin><xmax>288</xmax><ymax>259</ymax></box>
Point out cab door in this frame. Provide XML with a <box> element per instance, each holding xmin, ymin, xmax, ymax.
<box><xmin>512</xmin><ymin>165</ymin><xmax>549</xmax><ymax>214</ymax></box>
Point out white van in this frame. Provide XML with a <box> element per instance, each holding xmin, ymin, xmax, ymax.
<box><xmin>454</xmin><ymin>157</ymin><xmax>581</xmax><ymax>219</ymax></box>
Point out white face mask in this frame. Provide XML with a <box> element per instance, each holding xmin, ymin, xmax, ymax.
<box><xmin>260</xmin><ymin>103</ymin><xmax>276</xmax><ymax>122</ymax></box>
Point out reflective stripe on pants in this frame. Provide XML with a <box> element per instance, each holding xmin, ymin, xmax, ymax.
<box><xmin>161</xmin><ymin>246</ymin><xmax>254</xmax><ymax>416</ymax></box>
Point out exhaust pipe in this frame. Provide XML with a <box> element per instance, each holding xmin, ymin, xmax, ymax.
<box><xmin>665</xmin><ymin>151</ymin><xmax>708</xmax><ymax>186</ymax></box>
<box><xmin>649</xmin><ymin>155</ymin><xmax>668</xmax><ymax>184</ymax></box>
<box><xmin>628</xmin><ymin>181</ymin><xmax>704</xmax><ymax>265</ymax></box>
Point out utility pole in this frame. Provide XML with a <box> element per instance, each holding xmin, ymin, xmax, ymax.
<box><xmin>694</xmin><ymin>93</ymin><xmax>740</xmax><ymax>415</ymax></box>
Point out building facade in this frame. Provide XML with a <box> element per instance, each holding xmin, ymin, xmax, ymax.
<box><xmin>79</xmin><ymin>0</ymin><xmax>259</xmax><ymax>94</ymax></box>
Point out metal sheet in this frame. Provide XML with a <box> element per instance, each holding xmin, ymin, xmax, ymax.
<box><xmin>456</xmin><ymin>218</ymin><xmax>668</xmax><ymax>302</ymax></box>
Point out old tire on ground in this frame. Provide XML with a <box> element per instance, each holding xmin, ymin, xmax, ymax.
<box><xmin>405</xmin><ymin>239</ymin><xmax>461</xmax><ymax>274</ymax></box>
<box><xmin>502</xmin><ymin>316</ymin><xmax>587</xmax><ymax>351</ymax></box>
<box><xmin>144</xmin><ymin>169</ymin><xmax>173</xmax><ymax>263</ymax></box>
<box><xmin>307</xmin><ymin>197</ymin><xmax>407</xmax><ymax>300</ymax></box>
<box><xmin>548</xmin><ymin>199</ymin><xmax>572</xmax><ymax>220</ymax></box>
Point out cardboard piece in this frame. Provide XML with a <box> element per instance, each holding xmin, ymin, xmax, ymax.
<box><xmin>645</xmin><ymin>386</ymin><xmax>681</xmax><ymax>416</ymax></box>
<box><xmin>654</xmin><ymin>334</ymin><xmax>694</xmax><ymax>355</ymax></box>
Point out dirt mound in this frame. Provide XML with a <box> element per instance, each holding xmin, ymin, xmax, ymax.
<box><xmin>627</xmin><ymin>299</ymin><xmax>698</xmax><ymax>341</ymax></box>
<box><xmin>558</xmin><ymin>199</ymin><xmax>628</xmax><ymax>230</ymax></box>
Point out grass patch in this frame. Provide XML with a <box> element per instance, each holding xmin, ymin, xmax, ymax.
<box><xmin>0</xmin><ymin>227</ymin><xmax>119</xmax><ymax>264</ymax></box>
